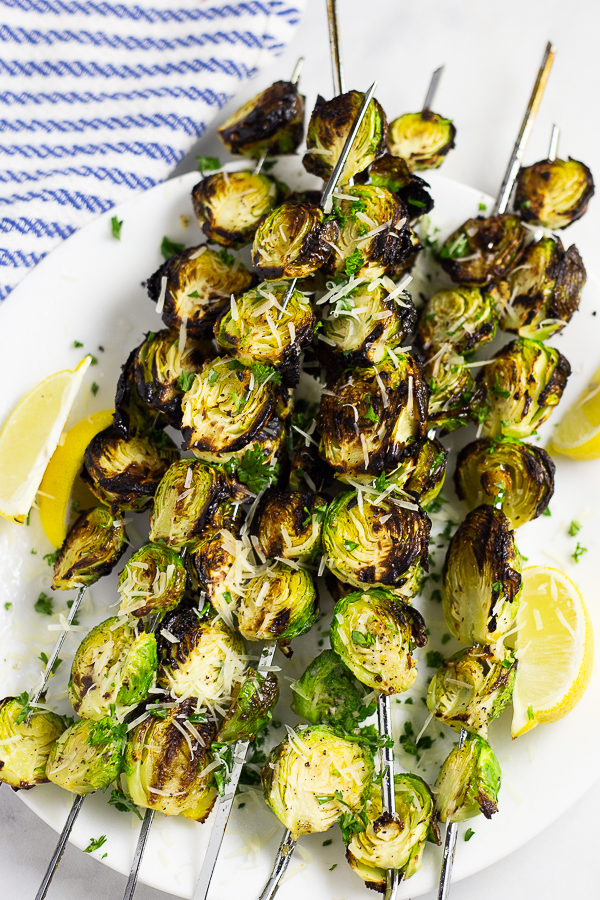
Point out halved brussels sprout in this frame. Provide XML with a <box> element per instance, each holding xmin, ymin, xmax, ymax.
<box><xmin>440</xmin><ymin>215</ymin><xmax>526</xmax><ymax>286</ymax></box>
<box><xmin>385</xmin><ymin>437</ymin><xmax>447</xmax><ymax>508</ymax></box>
<box><xmin>113</xmin><ymin>346</ymin><xmax>165</xmax><ymax>439</ymax></box>
<box><xmin>417</xmin><ymin>286</ymin><xmax>498</xmax><ymax>356</ymax></box>
<box><xmin>46</xmin><ymin>717</ymin><xmax>123</xmax><ymax>795</ymax></box>
<box><xmin>262</xmin><ymin>723</ymin><xmax>374</xmax><ymax>838</ymax></box>
<box><xmin>255</xmin><ymin>489</ymin><xmax>327</xmax><ymax>563</ymax></box>
<box><xmin>123</xmin><ymin>698</ymin><xmax>217</xmax><ymax>820</ymax></box>
<box><xmin>290</xmin><ymin>649</ymin><xmax>371</xmax><ymax>732</ymax></box>
<box><xmin>0</xmin><ymin>698</ymin><xmax>65</xmax><ymax>789</ymax></box>
<box><xmin>454</xmin><ymin>437</ymin><xmax>555</xmax><ymax>528</ymax></box>
<box><xmin>118</xmin><ymin>542</ymin><xmax>187</xmax><ymax>617</ymax></box>
<box><xmin>68</xmin><ymin>617</ymin><xmax>157</xmax><ymax>719</ymax></box>
<box><xmin>367</xmin><ymin>154</ymin><xmax>434</xmax><ymax>216</ymax></box>
<box><xmin>149</xmin><ymin>460</ymin><xmax>231</xmax><ymax>549</ymax></box>
<box><xmin>427</xmin><ymin>645</ymin><xmax>516</xmax><ymax>738</ymax></box>
<box><xmin>288</xmin><ymin>402</ymin><xmax>335</xmax><ymax>494</ymax></box>
<box><xmin>475</xmin><ymin>338</ymin><xmax>571</xmax><ymax>439</ymax></box>
<box><xmin>515</xmin><ymin>157</ymin><xmax>594</xmax><ymax>230</ymax></box>
<box><xmin>146</xmin><ymin>245</ymin><xmax>255</xmax><ymax>338</ymax></box>
<box><xmin>388</xmin><ymin>111</ymin><xmax>456</xmax><ymax>171</ymax></box>
<box><xmin>497</xmin><ymin>237</ymin><xmax>586</xmax><ymax>341</ymax></box>
<box><xmin>192</xmin><ymin>171</ymin><xmax>283</xmax><ymax>248</ymax></box>
<box><xmin>251</xmin><ymin>201</ymin><xmax>339</xmax><ymax>279</ymax></box>
<box><xmin>346</xmin><ymin>774</ymin><xmax>439</xmax><ymax>887</ymax></box>
<box><xmin>317</xmin><ymin>357</ymin><xmax>428</xmax><ymax>479</ymax></box>
<box><xmin>237</xmin><ymin>562</ymin><xmax>318</xmax><ymax>643</ymax></box>
<box><xmin>323</xmin><ymin>491</ymin><xmax>430</xmax><ymax>594</ymax></box>
<box><xmin>218</xmin><ymin>80</ymin><xmax>305</xmax><ymax>158</ymax></box>
<box><xmin>180</xmin><ymin>357</ymin><xmax>279</xmax><ymax>454</ymax></box>
<box><xmin>217</xmin><ymin>670</ymin><xmax>279</xmax><ymax>743</ymax></box>
<box><xmin>52</xmin><ymin>506</ymin><xmax>128</xmax><ymax>590</ymax></box>
<box><xmin>330</xmin><ymin>590</ymin><xmax>427</xmax><ymax>693</ymax></box>
<box><xmin>186</xmin><ymin>527</ymin><xmax>241</xmax><ymax>624</ymax></box>
<box><xmin>443</xmin><ymin>505</ymin><xmax>522</xmax><ymax>645</ymax></box>
<box><xmin>134</xmin><ymin>328</ymin><xmax>208</xmax><ymax>428</ymax></box>
<box><xmin>435</xmin><ymin>733</ymin><xmax>501</xmax><ymax>823</ymax></box>
<box><xmin>303</xmin><ymin>90</ymin><xmax>387</xmax><ymax>184</ymax></box>
<box><xmin>83</xmin><ymin>425</ymin><xmax>178</xmax><ymax>513</ymax></box>
<box><xmin>424</xmin><ymin>350</ymin><xmax>475</xmax><ymax>433</ymax></box>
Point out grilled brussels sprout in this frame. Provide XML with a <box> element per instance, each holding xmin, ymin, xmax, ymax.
<box><xmin>515</xmin><ymin>157</ymin><xmax>594</xmax><ymax>230</ymax></box>
<box><xmin>288</xmin><ymin>402</ymin><xmax>335</xmax><ymax>494</ymax></box>
<box><xmin>388</xmin><ymin>111</ymin><xmax>456</xmax><ymax>171</ymax></box>
<box><xmin>443</xmin><ymin>506</ymin><xmax>522</xmax><ymax>645</ymax></box>
<box><xmin>424</xmin><ymin>351</ymin><xmax>475</xmax><ymax>433</ymax></box>
<box><xmin>367</xmin><ymin>154</ymin><xmax>434</xmax><ymax>216</ymax></box>
<box><xmin>346</xmin><ymin>774</ymin><xmax>439</xmax><ymax>888</ymax></box>
<box><xmin>118</xmin><ymin>543</ymin><xmax>187</xmax><ymax>617</ymax></box>
<box><xmin>454</xmin><ymin>438</ymin><xmax>555</xmax><ymax>528</ymax></box>
<box><xmin>52</xmin><ymin>506</ymin><xmax>128</xmax><ymax>590</ymax></box>
<box><xmin>217</xmin><ymin>669</ymin><xmax>279</xmax><ymax>743</ymax></box>
<box><xmin>255</xmin><ymin>489</ymin><xmax>326</xmax><ymax>563</ymax></box>
<box><xmin>290</xmin><ymin>649</ymin><xmax>371</xmax><ymax>731</ymax></box>
<box><xmin>123</xmin><ymin>699</ymin><xmax>217</xmax><ymax>820</ymax></box>
<box><xmin>47</xmin><ymin>718</ymin><xmax>123</xmax><ymax>795</ymax></box>
<box><xmin>180</xmin><ymin>357</ymin><xmax>280</xmax><ymax>454</ymax></box>
<box><xmin>83</xmin><ymin>425</ymin><xmax>178</xmax><ymax>514</ymax></box>
<box><xmin>386</xmin><ymin>437</ymin><xmax>447</xmax><ymax>507</ymax></box>
<box><xmin>330</xmin><ymin>590</ymin><xmax>427</xmax><ymax>694</ymax></box>
<box><xmin>150</xmin><ymin>460</ymin><xmax>231</xmax><ymax>548</ymax></box>
<box><xmin>427</xmin><ymin>646</ymin><xmax>516</xmax><ymax>738</ymax></box>
<box><xmin>262</xmin><ymin>723</ymin><xmax>374</xmax><ymax>838</ymax></box>
<box><xmin>497</xmin><ymin>237</ymin><xmax>586</xmax><ymax>340</ymax></box>
<box><xmin>186</xmin><ymin>526</ymin><xmax>240</xmax><ymax>624</ymax></box>
<box><xmin>323</xmin><ymin>491</ymin><xmax>430</xmax><ymax>595</ymax></box>
<box><xmin>68</xmin><ymin>617</ymin><xmax>157</xmax><ymax>719</ymax></box>
<box><xmin>251</xmin><ymin>201</ymin><xmax>338</xmax><ymax>279</ymax></box>
<box><xmin>237</xmin><ymin>562</ymin><xmax>318</xmax><ymax>643</ymax></box>
<box><xmin>134</xmin><ymin>328</ymin><xmax>208</xmax><ymax>428</ymax></box>
<box><xmin>113</xmin><ymin>347</ymin><xmax>165</xmax><ymax>439</ymax></box>
<box><xmin>417</xmin><ymin>286</ymin><xmax>498</xmax><ymax>356</ymax></box>
<box><xmin>435</xmin><ymin>733</ymin><xmax>501</xmax><ymax>823</ymax></box>
<box><xmin>475</xmin><ymin>338</ymin><xmax>571</xmax><ymax>439</ymax></box>
<box><xmin>440</xmin><ymin>215</ymin><xmax>525</xmax><ymax>286</ymax></box>
<box><xmin>0</xmin><ymin>698</ymin><xmax>65</xmax><ymax>789</ymax></box>
<box><xmin>218</xmin><ymin>80</ymin><xmax>305</xmax><ymax>158</ymax></box>
<box><xmin>192</xmin><ymin>171</ymin><xmax>282</xmax><ymax>248</ymax></box>
<box><xmin>318</xmin><ymin>357</ymin><xmax>428</xmax><ymax>479</ymax></box>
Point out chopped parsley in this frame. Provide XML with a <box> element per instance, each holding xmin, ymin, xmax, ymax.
<box><xmin>399</xmin><ymin>720</ymin><xmax>434</xmax><ymax>759</ymax></box>
<box><xmin>303</xmin><ymin>504</ymin><xmax>328</xmax><ymax>527</ymax></box>
<box><xmin>73</xmin><ymin>340</ymin><xmax>84</xmax><ymax>348</ymax></box>
<box><xmin>196</xmin><ymin>155</ymin><xmax>221</xmax><ymax>172</ymax></box>
<box><xmin>351</xmin><ymin>630</ymin><xmax>375</xmax><ymax>647</ymax></box>
<box><xmin>43</xmin><ymin>549</ymin><xmax>60</xmax><ymax>566</ymax></box>
<box><xmin>108</xmin><ymin>788</ymin><xmax>143</xmax><ymax>820</ymax></box>
<box><xmin>491</xmin><ymin>580</ymin><xmax>503</xmax><ymax>593</ymax></box>
<box><xmin>543</xmin><ymin>506</ymin><xmax>552</xmax><ymax>517</ymax></box>
<box><xmin>364</xmin><ymin>405</ymin><xmax>379</xmax><ymax>424</ymax></box>
<box><xmin>111</xmin><ymin>216</ymin><xmax>123</xmax><ymax>240</ymax></box>
<box><xmin>218</xmin><ymin>248</ymin><xmax>235</xmax><ymax>266</ymax></box>
<box><xmin>491</xmin><ymin>373</ymin><xmax>510</xmax><ymax>399</ymax></box>
<box><xmin>91</xmin><ymin>382</ymin><xmax>99</xmax><ymax>396</ymax></box>
<box><xmin>39</xmin><ymin>652</ymin><xmax>62</xmax><ymax>675</ymax></box>
<box><xmin>441</xmin><ymin>633</ymin><xmax>451</xmax><ymax>645</ymax></box>
<box><xmin>177</xmin><ymin>371</ymin><xmax>196</xmax><ymax>392</ymax></box>
<box><xmin>439</xmin><ymin>232</ymin><xmax>470</xmax><ymax>260</ymax></box>
<box><xmin>34</xmin><ymin>592</ymin><xmax>53</xmax><ymax>616</ymax></box>
<box><xmin>343</xmin><ymin>539</ymin><xmax>359</xmax><ymax>552</ymax></box>
<box><xmin>84</xmin><ymin>835</ymin><xmax>107</xmax><ymax>854</ymax></box>
<box><xmin>568</xmin><ymin>520</ymin><xmax>582</xmax><ymax>537</ymax></box>
<box><xmin>426</xmin><ymin>650</ymin><xmax>445</xmax><ymax>668</ymax></box>
<box><xmin>527</xmin><ymin>704</ymin><xmax>534</xmax><ymax>722</ymax></box>
<box><xmin>464</xmin><ymin>828</ymin><xmax>475</xmax><ymax>842</ymax></box>
<box><xmin>344</xmin><ymin>248</ymin><xmax>365</xmax><ymax>277</ymax></box>
<box><xmin>226</xmin><ymin>443</ymin><xmax>279</xmax><ymax>493</ymax></box>
<box><xmin>322</xmin><ymin>839</ymin><xmax>332</xmax><ymax>847</ymax></box>
<box><xmin>478</xmin><ymin>202</ymin><xmax>487</xmax><ymax>211</ymax></box>
<box><xmin>161</xmin><ymin>236</ymin><xmax>186</xmax><ymax>260</ymax></box>
<box><xmin>572</xmin><ymin>542</ymin><xmax>588</xmax><ymax>563</ymax></box>
<box><xmin>4</xmin><ymin>602</ymin><xmax>12</xmax><ymax>611</ymax></box>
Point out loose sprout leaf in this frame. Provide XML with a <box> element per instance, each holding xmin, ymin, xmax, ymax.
<box><xmin>196</xmin><ymin>155</ymin><xmax>221</xmax><ymax>171</ymax></box>
<box><xmin>108</xmin><ymin>788</ymin><xmax>143</xmax><ymax>820</ymax></box>
<box><xmin>161</xmin><ymin>236</ymin><xmax>186</xmax><ymax>260</ymax></box>
<box><xmin>111</xmin><ymin>216</ymin><xmax>123</xmax><ymax>240</ymax></box>
<box><xmin>34</xmin><ymin>592</ymin><xmax>53</xmax><ymax>616</ymax></box>
<box><xmin>84</xmin><ymin>835</ymin><xmax>107</xmax><ymax>853</ymax></box>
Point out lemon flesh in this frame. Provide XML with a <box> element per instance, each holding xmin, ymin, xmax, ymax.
<box><xmin>549</xmin><ymin>365</ymin><xmax>600</xmax><ymax>459</ymax></box>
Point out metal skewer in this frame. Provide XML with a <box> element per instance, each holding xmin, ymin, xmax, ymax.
<box><xmin>548</xmin><ymin>123</ymin><xmax>560</xmax><ymax>161</ymax></box>
<box><xmin>377</xmin><ymin>693</ymin><xmax>401</xmax><ymax>900</ymax></box>
<box><xmin>325</xmin><ymin>0</ymin><xmax>345</xmax><ymax>95</ymax></box>
<box><xmin>423</xmin><ymin>66</ymin><xmax>444</xmax><ymax>113</ymax></box>
<box><xmin>35</xmin><ymin>794</ymin><xmax>86</xmax><ymax>900</ymax></box>
<box><xmin>436</xmin><ymin>728</ymin><xmax>466</xmax><ymax>900</ymax></box>
<box><xmin>253</xmin><ymin>58</ymin><xmax>304</xmax><ymax>177</ymax></box>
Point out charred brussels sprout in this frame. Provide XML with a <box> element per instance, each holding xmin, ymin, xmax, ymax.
<box><xmin>218</xmin><ymin>80</ymin><xmax>305</xmax><ymax>158</ymax></box>
<box><xmin>186</xmin><ymin>526</ymin><xmax>240</xmax><ymax>624</ymax></box>
<box><xmin>516</xmin><ymin>157</ymin><xmax>594</xmax><ymax>230</ymax></box>
<box><xmin>424</xmin><ymin>351</ymin><xmax>475</xmax><ymax>433</ymax></box>
<box><xmin>417</xmin><ymin>286</ymin><xmax>498</xmax><ymax>356</ymax></box>
<box><xmin>323</xmin><ymin>491</ymin><xmax>430</xmax><ymax>596</ymax></box>
<box><xmin>134</xmin><ymin>328</ymin><xmax>208</xmax><ymax>428</ymax></box>
<box><xmin>150</xmin><ymin>460</ymin><xmax>231</xmax><ymax>548</ymax></box>
<box><xmin>367</xmin><ymin>154</ymin><xmax>434</xmax><ymax>216</ymax></box>
<box><xmin>303</xmin><ymin>90</ymin><xmax>387</xmax><ymax>184</ymax></box>
<box><xmin>288</xmin><ymin>402</ymin><xmax>334</xmax><ymax>494</ymax></box>
<box><xmin>427</xmin><ymin>646</ymin><xmax>516</xmax><ymax>738</ymax></box>
<box><xmin>118</xmin><ymin>543</ymin><xmax>187</xmax><ymax>617</ymax></box>
<box><xmin>123</xmin><ymin>698</ymin><xmax>217</xmax><ymax>820</ymax></box>
<box><xmin>251</xmin><ymin>201</ymin><xmax>338</xmax><ymax>279</ymax></box>
<box><xmin>262</xmin><ymin>723</ymin><xmax>374</xmax><ymax>838</ymax></box>
<box><xmin>52</xmin><ymin>506</ymin><xmax>128</xmax><ymax>590</ymax></box>
<box><xmin>113</xmin><ymin>347</ymin><xmax>165</xmax><ymax>439</ymax></box>
<box><xmin>192</xmin><ymin>171</ymin><xmax>282</xmax><ymax>249</ymax></box>
<box><xmin>386</xmin><ymin>437</ymin><xmax>448</xmax><ymax>508</ymax></box>
<box><xmin>440</xmin><ymin>215</ymin><xmax>526</xmax><ymax>286</ymax></box>
<box><xmin>68</xmin><ymin>617</ymin><xmax>157</xmax><ymax>719</ymax></box>
<box><xmin>47</xmin><ymin>718</ymin><xmax>123</xmax><ymax>795</ymax></box>
<box><xmin>83</xmin><ymin>425</ymin><xmax>178</xmax><ymax>514</ymax></box>
<box><xmin>435</xmin><ymin>734</ymin><xmax>501</xmax><ymax>823</ymax></box>
<box><xmin>146</xmin><ymin>245</ymin><xmax>254</xmax><ymax>339</ymax></box>
<box><xmin>290</xmin><ymin>649</ymin><xmax>371</xmax><ymax>731</ymax></box>
<box><xmin>388</xmin><ymin>111</ymin><xmax>456</xmax><ymax>171</ymax></box>
<box><xmin>0</xmin><ymin>698</ymin><xmax>65</xmax><ymax>789</ymax></box>
<box><xmin>475</xmin><ymin>338</ymin><xmax>570</xmax><ymax>439</ymax></box>
<box><xmin>255</xmin><ymin>489</ymin><xmax>327</xmax><ymax>563</ymax></box>
<box><xmin>331</xmin><ymin>590</ymin><xmax>426</xmax><ymax>693</ymax></box>
<box><xmin>443</xmin><ymin>506</ymin><xmax>522</xmax><ymax>645</ymax></box>
<box><xmin>454</xmin><ymin>438</ymin><xmax>555</xmax><ymax>528</ymax></box>
<box><xmin>217</xmin><ymin>670</ymin><xmax>279</xmax><ymax>743</ymax></box>
<box><xmin>497</xmin><ymin>237</ymin><xmax>586</xmax><ymax>341</ymax></box>
<box><xmin>346</xmin><ymin>774</ymin><xmax>439</xmax><ymax>887</ymax></box>
<box><xmin>237</xmin><ymin>562</ymin><xmax>318</xmax><ymax>643</ymax></box>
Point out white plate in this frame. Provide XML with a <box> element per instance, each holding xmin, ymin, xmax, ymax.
<box><xmin>0</xmin><ymin>163</ymin><xmax>599</xmax><ymax>899</ymax></box>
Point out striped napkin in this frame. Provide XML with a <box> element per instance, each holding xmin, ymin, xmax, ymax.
<box><xmin>0</xmin><ymin>0</ymin><xmax>305</xmax><ymax>301</ymax></box>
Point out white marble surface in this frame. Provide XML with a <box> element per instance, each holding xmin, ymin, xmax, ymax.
<box><xmin>2</xmin><ymin>0</ymin><xmax>599</xmax><ymax>897</ymax></box>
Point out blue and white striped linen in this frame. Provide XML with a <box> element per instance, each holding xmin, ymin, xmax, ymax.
<box><xmin>0</xmin><ymin>0</ymin><xmax>305</xmax><ymax>301</ymax></box>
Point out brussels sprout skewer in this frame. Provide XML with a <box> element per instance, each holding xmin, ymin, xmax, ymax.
<box><xmin>378</xmin><ymin>692</ymin><xmax>401</xmax><ymax>900</ymax></box>
<box><xmin>423</xmin><ymin>65</ymin><xmax>445</xmax><ymax>114</ymax></box>
<box><xmin>436</xmin><ymin>729</ymin><xmax>466</xmax><ymax>900</ymax></box>
<box><xmin>325</xmin><ymin>0</ymin><xmax>345</xmax><ymax>94</ymax></box>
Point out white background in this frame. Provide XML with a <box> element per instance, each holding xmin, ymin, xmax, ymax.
<box><xmin>1</xmin><ymin>0</ymin><xmax>599</xmax><ymax>898</ymax></box>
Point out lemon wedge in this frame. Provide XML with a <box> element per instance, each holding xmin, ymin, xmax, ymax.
<box><xmin>549</xmin><ymin>365</ymin><xmax>600</xmax><ymax>459</ymax></box>
<box><xmin>0</xmin><ymin>357</ymin><xmax>92</xmax><ymax>524</ymax></box>
<box><xmin>38</xmin><ymin>409</ymin><xmax>115</xmax><ymax>547</ymax></box>
<box><xmin>511</xmin><ymin>566</ymin><xmax>593</xmax><ymax>738</ymax></box>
